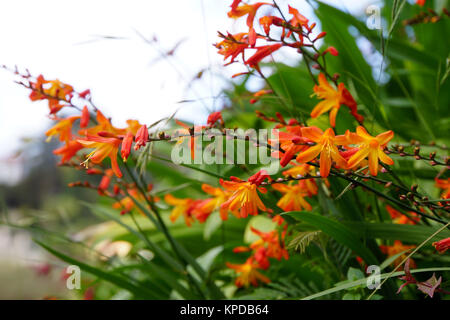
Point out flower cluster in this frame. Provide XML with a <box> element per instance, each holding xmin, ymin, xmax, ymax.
<box><xmin>22</xmin><ymin>74</ymin><xmax>150</xmax><ymax>178</ymax></box>
<box><xmin>6</xmin><ymin>0</ymin><xmax>449</xmax><ymax>294</ymax></box>
<box><xmin>228</xmin><ymin>217</ymin><xmax>288</xmax><ymax>287</ymax></box>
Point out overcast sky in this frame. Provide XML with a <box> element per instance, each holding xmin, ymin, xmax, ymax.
<box><xmin>0</xmin><ymin>0</ymin><xmax>378</xmax><ymax>183</ymax></box>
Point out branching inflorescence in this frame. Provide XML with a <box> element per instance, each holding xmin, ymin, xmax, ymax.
<box><xmin>2</xmin><ymin>0</ymin><xmax>449</xmax><ymax>294</ymax></box>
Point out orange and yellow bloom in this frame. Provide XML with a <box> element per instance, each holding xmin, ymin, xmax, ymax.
<box><xmin>78</xmin><ymin>135</ymin><xmax>122</xmax><ymax>178</ymax></box>
<box><xmin>272</xmin><ymin>182</ymin><xmax>312</xmax><ymax>211</ymax></box>
<box><xmin>164</xmin><ymin>194</ymin><xmax>197</xmax><ymax>227</ymax></box>
<box><xmin>380</xmin><ymin>240</ymin><xmax>416</xmax><ymax>268</ymax></box>
<box><xmin>344</xmin><ymin>126</ymin><xmax>394</xmax><ymax>176</ymax></box>
<box><xmin>193</xmin><ymin>184</ymin><xmax>234</xmax><ymax>221</ymax></box>
<box><xmin>45</xmin><ymin>116</ymin><xmax>80</xmax><ymax>143</ymax></box>
<box><xmin>386</xmin><ymin>205</ymin><xmax>420</xmax><ymax>225</ymax></box>
<box><xmin>220</xmin><ymin>170</ymin><xmax>269</xmax><ymax>218</ymax></box>
<box><xmin>296</xmin><ymin>127</ymin><xmax>347</xmax><ymax>178</ymax></box>
<box><xmin>435</xmin><ymin>178</ymin><xmax>450</xmax><ymax>199</ymax></box>
<box><xmin>226</xmin><ymin>257</ymin><xmax>270</xmax><ymax>287</ymax></box>
<box><xmin>53</xmin><ymin>140</ymin><xmax>84</xmax><ymax>164</ymax></box>
<box><xmin>250</xmin><ymin>227</ymin><xmax>289</xmax><ymax>261</ymax></box>
<box><xmin>310</xmin><ymin>73</ymin><xmax>363</xmax><ymax>127</ymax></box>
<box><xmin>227</xmin><ymin>1</ymin><xmax>271</xmax><ymax>28</ymax></box>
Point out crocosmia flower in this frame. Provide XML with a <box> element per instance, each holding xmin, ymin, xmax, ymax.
<box><xmin>344</xmin><ymin>126</ymin><xmax>394</xmax><ymax>176</ymax></box>
<box><xmin>311</xmin><ymin>73</ymin><xmax>363</xmax><ymax>127</ymax></box>
<box><xmin>272</xmin><ymin>182</ymin><xmax>312</xmax><ymax>211</ymax></box>
<box><xmin>220</xmin><ymin>170</ymin><xmax>269</xmax><ymax>218</ymax></box>
<box><xmin>435</xmin><ymin>178</ymin><xmax>450</xmax><ymax>199</ymax></box>
<box><xmin>164</xmin><ymin>194</ymin><xmax>196</xmax><ymax>227</ymax></box>
<box><xmin>380</xmin><ymin>240</ymin><xmax>416</xmax><ymax>268</ymax></box>
<box><xmin>78</xmin><ymin>135</ymin><xmax>122</xmax><ymax>178</ymax></box>
<box><xmin>433</xmin><ymin>237</ymin><xmax>450</xmax><ymax>254</ymax></box>
<box><xmin>46</xmin><ymin>116</ymin><xmax>80</xmax><ymax>143</ymax></box>
<box><xmin>226</xmin><ymin>257</ymin><xmax>270</xmax><ymax>287</ymax></box>
<box><xmin>250</xmin><ymin>227</ymin><xmax>289</xmax><ymax>261</ymax></box>
<box><xmin>227</xmin><ymin>1</ymin><xmax>271</xmax><ymax>28</ymax></box>
<box><xmin>296</xmin><ymin>127</ymin><xmax>347</xmax><ymax>178</ymax></box>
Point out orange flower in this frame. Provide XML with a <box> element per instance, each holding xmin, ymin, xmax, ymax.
<box><xmin>164</xmin><ymin>194</ymin><xmax>196</xmax><ymax>227</ymax></box>
<box><xmin>272</xmin><ymin>215</ymin><xmax>286</xmax><ymax>226</ymax></box>
<box><xmin>98</xmin><ymin>169</ymin><xmax>114</xmax><ymax>194</ymax></box>
<box><xmin>259</xmin><ymin>16</ymin><xmax>283</xmax><ymax>35</ymax></box>
<box><xmin>30</xmin><ymin>76</ymin><xmax>73</xmax><ymax>102</ymax></box>
<box><xmin>28</xmin><ymin>75</ymin><xmax>74</xmax><ymax>114</ymax></box>
<box><xmin>45</xmin><ymin>116</ymin><xmax>80</xmax><ymax>143</ymax></box>
<box><xmin>80</xmin><ymin>110</ymin><xmax>121</xmax><ymax>136</ymax></box>
<box><xmin>53</xmin><ymin>140</ymin><xmax>83</xmax><ymax>164</ymax></box>
<box><xmin>296</xmin><ymin>127</ymin><xmax>347</xmax><ymax>178</ymax></box>
<box><xmin>323</xmin><ymin>46</ymin><xmax>339</xmax><ymax>56</ymax></box>
<box><xmin>78</xmin><ymin>135</ymin><xmax>122</xmax><ymax>178</ymax></box>
<box><xmin>134</xmin><ymin>125</ymin><xmax>148</xmax><ymax>150</ymax></box>
<box><xmin>271</xmin><ymin>129</ymin><xmax>308</xmax><ymax>167</ymax></box>
<box><xmin>282</xmin><ymin>164</ymin><xmax>319</xmax><ymax>196</ymax></box>
<box><xmin>227</xmin><ymin>1</ymin><xmax>271</xmax><ymax>28</ymax></box>
<box><xmin>121</xmin><ymin>132</ymin><xmax>134</xmax><ymax>162</ymax></box>
<box><xmin>416</xmin><ymin>0</ymin><xmax>426</xmax><ymax>6</ymax></box>
<box><xmin>29</xmin><ymin>75</ymin><xmax>49</xmax><ymax>101</ymax></box>
<box><xmin>216</xmin><ymin>32</ymin><xmax>251</xmax><ymax>65</ymax></box>
<box><xmin>207</xmin><ymin>111</ymin><xmax>224</xmax><ymax>127</ymax></box>
<box><xmin>80</xmin><ymin>106</ymin><xmax>90</xmax><ymax>128</ymax></box>
<box><xmin>124</xmin><ymin>119</ymin><xmax>142</xmax><ymax>135</ymax></box>
<box><xmin>345</xmin><ymin>126</ymin><xmax>394</xmax><ymax>176</ymax></box>
<box><xmin>220</xmin><ymin>171</ymin><xmax>269</xmax><ymax>218</ymax></box>
<box><xmin>288</xmin><ymin>5</ymin><xmax>309</xmax><ymax>29</ymax></box>
<box><xmin>226</xmin><ymin>257</ymin><xmax>270</xmax><ymax>288</ymax></box>
<box><xmin>311</xmin><ymin>73</ymin><xmax>363</xmax><ymax>127</ymax></box>
<box><xmin>380</xmin><ymin>240</ymin><xmax>416</xmax><ymax>268</ymax></box>
<box><xmin>435</xmin><ymin>178</ymin><xmax>450</xmax><ymax>199</ymax></box>
<box><xmin>432</xmin><ymin>237</ymin><xmax>450</xmax><ymax>254</ymax></box>
<box><xmin>112</xmin><ymin>188</ymin><xmax>150</xmax><ymax>215</ymax></box>
<box><xmin>386</xmin><ymin>205</ymin><xmax>420</xmax><ymax>225</ymax></box>
<box><xmin>250</xmin><ymin>227</ymin><xmax>289</xmax><ymax>261</ymax></box>
<box><xmin>250</xmin><ymin>89</ymin><xmax>272</xmax><ymax>104</ymax></box>
<box><xmin>193</xmin><ymin>184</ymin><xmax>234</xmax><ymax>221</ymax></box>
<box><xmin>245</xmin><ymin>44</ymin><xmax>283</xmax><ymax>69</ymax></box>
<box><xmin>272</xmin><ymin>182</ymin><xmax>312</xmax><ymax>211</ymax></box>
<box><xmin>45</xmin><ymin>79</ymin><xmax>74</xmax><ymax>101</ymax></box>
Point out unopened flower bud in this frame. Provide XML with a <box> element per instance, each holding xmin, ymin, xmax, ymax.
<box><xmin>121</xmin><ymin>132</ymin><xmax>134</xmax><ymax>162</ymax></box>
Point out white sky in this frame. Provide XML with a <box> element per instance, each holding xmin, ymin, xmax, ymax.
<box><xmin>0</xmin><ymin>0</ymin><xmax>376</xmax><ymax>183</ymax></box>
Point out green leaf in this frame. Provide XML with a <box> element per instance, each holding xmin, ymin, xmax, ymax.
<box><xmin>196</xmin><ymin>245</ymin><xmax>224</xmax><ymax>273</ymax></box>
<box><xmin>203</xmin><ymin>211</ymin><xmax>222</xmax><ymax>241</ymax></box>
<box><xmin>301</xmin><ymin>267</ymin><xmax>450</xmax><ymax>300</ymax></box>
<box><xmin>342</xmin><ymin>292</ymin><xmax>361</xmax><ymax>300</ymax></box>
<box><xmin>341</xmin><ymin>222</ymin><xmax>450</xmax><ymax>244</ymax></box>
<box><xmin>287</xmin><ymin>231</ymin><xmax>321</xmax><ymax>254</ymax></box>
<box><xmin>35</xmin><ymin>240</ymin><xmax>161</xmax><ymax>299</ymax></box>
<box><xmin>283</xmin><ymin>212</ymin><xmax>379</xmax><ymax>265</ymax></box>
<box><xmin>347</xmin><ymin>267</ymin><xmax>365</xmax><ymax>282</ymax></box>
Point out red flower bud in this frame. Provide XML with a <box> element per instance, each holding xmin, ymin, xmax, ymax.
<box><xmin>121</xmin><ymin>132</ymin><xmax>134</xmax><ymax>161</ymax></box>
<box><xmin>80</xmin><ymin>106</ymin><xmax>90</xmax><ymax>128</ymax></box>
<box><xmin>324</xmin><ymin>46</ymin><xmax>339</xmax><ymax>56</ymax></box>
<box><xmin>134</xmin><ymin>125</ymin><xmax>148</xmax><ymax>150</ymax></box>
<box><xmin>314</xmin><ymin>31</ymin><xmax>327</xmax><ymax>41</ymax></box>
<box><xmin>79</xmin><ymin>89</ymin><xmax>91</xmax><ymax>99</ymax></box>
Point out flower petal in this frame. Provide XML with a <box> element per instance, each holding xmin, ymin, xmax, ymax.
<box><xmin>296</xmin><ymin>144</ymin><xmax>322</xmax><ymax>163</ymax></box>
<box><xmin>348</xmin><ymin>148</ymin><xmax>370</xmax><ymax>168</ymax></box>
